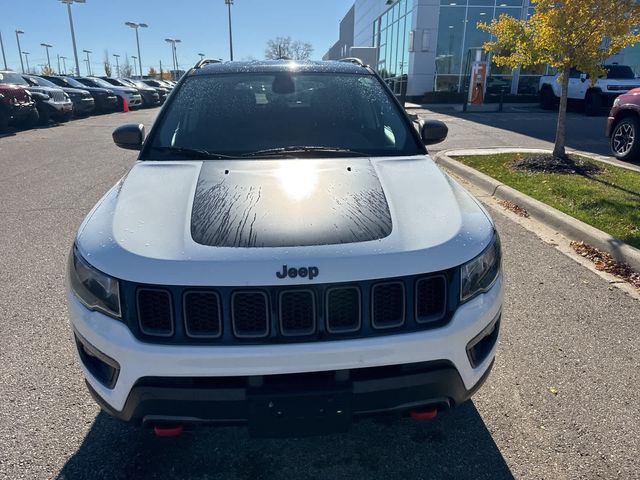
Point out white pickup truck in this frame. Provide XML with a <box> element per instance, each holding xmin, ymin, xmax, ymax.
<box><xmin>539</xmin><ymin>65</ymin><xmax>640</xmax><ymax>115</ymax></box>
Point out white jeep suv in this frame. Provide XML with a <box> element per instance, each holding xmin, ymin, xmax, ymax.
<box><xmin>66</xmin><ymin>60</ymin><xmax>503</xmax><ymax>437</ymax></box>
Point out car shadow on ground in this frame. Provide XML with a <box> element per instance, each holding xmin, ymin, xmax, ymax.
<box><xmin>429</xmin><ymin>103</ymin><xmax>615</xmax><ymax>158</ymax></box>
<box><xmin>56</xmin><ymin>401</ymin><xmax>513</xmax><ymax>480</ymax></box>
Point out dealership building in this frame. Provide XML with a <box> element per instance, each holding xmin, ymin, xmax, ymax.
<box><xmin>324</xmin><ymin>0</ymin><xmax>640</xmax><ymax>97</ymax></box>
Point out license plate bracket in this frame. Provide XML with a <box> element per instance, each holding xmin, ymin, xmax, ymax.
<box><xmin>248</xmin><ymin>389</ymin><xmax>352</xmax><ymax>438</ymax></box>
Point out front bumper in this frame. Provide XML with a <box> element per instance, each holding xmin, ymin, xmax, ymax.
<box><xmin>8</xmin><ymin>102</ymin><xmax>36</xmax><ymax>122</ymax></box>
<box><xmin>95</xmin><ymin>95</ymin><xmax>119</xmax><ymax>111</ymax></box>
<box><xmin>72</xmin><ymin>97</ymin><xmax>95</xmax><ymax>115</ymax></box>
<box><xmin>68</xmin><ymin>276</ymin><xmax>503</xmax><ymax>431</ymax></box>
<box><xmin>124</xmin><ymin>94</ymin><xmax>143</xmax><ymax>108</ymax></box>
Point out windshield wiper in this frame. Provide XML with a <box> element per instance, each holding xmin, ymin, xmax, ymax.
<box><xmin>241</xmin><ymin>146</ymin><xmax>369</xmax><ymax>158</ymax></box>
<box><xmin>151</xmin><ymin>146</ymin><xmax>237</xmax><ymax>160</ymax></box>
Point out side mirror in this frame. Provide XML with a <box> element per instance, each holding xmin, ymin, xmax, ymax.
<box><xmin>113</xmin><ymin>123</ymin><xmax>145</xmax><ymax>150</ymax></box>
<box><xmin>421</xmin><ymin>120</ymin><xmax>448</xmax><ymax>145</ymax></box>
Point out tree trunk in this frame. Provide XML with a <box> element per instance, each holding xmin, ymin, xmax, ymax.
<box><xmin>553</xmin><ymin>64</ymin><xmax>570</xmax><ymax>160</ymax></box>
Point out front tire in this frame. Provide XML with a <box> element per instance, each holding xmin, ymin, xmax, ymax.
<box><xmin>36</xmin><ymin>103</ymin><xmax>51</xmax><ymax>126</ymax></box>
<box><xmin>540</xmin><ymin>87</ymin><xmax>557</xmax><ymax>110</ymax></box>
<box><xmin>16</xmin><ymin>108</ymin><xmax>39</xmax><ymax>129</ymax></box>
<box><xmin>611</xmin><ymin>116</ymin><xmax>640</xmax><ymax>162</ymax></box>
<box><xmin>585</xmin><ymin>91</ymin><xmax>603</xmax><ymax>116</ymax></box>
<box><xmin>0</xmin><ymin>109</ymin><xmax>9</xmax><ymax>133</ymax></box>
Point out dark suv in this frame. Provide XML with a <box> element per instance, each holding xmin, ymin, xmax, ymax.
<box><xmin>0</xmin><ymin>77</ymin><xmax>38</xmax><ymax>132</ymax></box>
<box><xmin>42</xmin><ymin>75</ymin><xmax>119</xmax><ymax>113</ymax></box>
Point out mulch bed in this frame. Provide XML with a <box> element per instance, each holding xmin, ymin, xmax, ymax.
<box><xmin>511</xmin><ymin>155</ymin><xmax>603</xmax><ymax>175</ymax></box>
<box><xmin>570</xmin><ymin>241</ymin><xmax>640</xmax><ymax>289</ymax></box>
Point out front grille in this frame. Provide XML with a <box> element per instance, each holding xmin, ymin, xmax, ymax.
<box><xmin>184</xmin><ymin>291</ymin><xmax>222</xmax><ymax>338</ymax></box>
<box><xmin>279</xmin><ymin>290</ymin><xmax>316</xmax><ymax>336</ymax></box>
<box><xmin>232</xmin><ymin>291</ymin><xmax>269</xmax><ymax>338</ymax></box>
<box><xmin>137</xmin><ymin>288</ymin><xmax>173</xmax><ymax>336</ymax></box>
<box><xmin>129</xmin><ymin>271</ymin><xmax>454</xmax><ymax>345</ymax></box>
<box><xmin>52</xmin><ymin>91</ymin><xmax>66</xmax><ymax>102</ymax></box>
<box><xmin>372</xmin><ymin>282</ymin><xmax>405</xmax><ymax>329</ymax></box>
<box><xmin>326</xmin><ymin>287</ymin><xmax>361</xmax><ymax>333</ymax></box>
<box><xmin>415</xmin><ymin>276</ymin><xmax>447</xmax><ymax>324</ymax></box>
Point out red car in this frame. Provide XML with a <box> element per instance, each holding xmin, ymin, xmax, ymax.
<box><xmin>606</xmin><ymin>87</ymin><xmax>640</xmax><ymax>162</ymax></box>
<box><xmin>0</xmin><ymin>82</ymin><xmax>39</xmax><ymax>132</ymax></box>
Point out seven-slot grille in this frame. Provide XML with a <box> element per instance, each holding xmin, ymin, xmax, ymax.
<box><xmin>133</xmin><ymin>273</ymin><xmax>451</xmax><ymax>344</ymax></box>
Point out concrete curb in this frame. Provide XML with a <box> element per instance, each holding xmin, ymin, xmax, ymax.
<box><xmin>434</xmin><ymin>149</ymin><xmax>640</xmax><ymax>272</ymax></box>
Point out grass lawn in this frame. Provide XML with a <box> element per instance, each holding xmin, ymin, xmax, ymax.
<box><xmin>454</xmin><ymin>153</ymin><xmax>640</xmax><ymax>249</ymax></box>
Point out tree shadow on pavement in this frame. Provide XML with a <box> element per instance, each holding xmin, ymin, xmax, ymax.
<box><xmin>56</xmin><ymin>401</ymin><xmax>513</xmax><ymax>480</ymax></box>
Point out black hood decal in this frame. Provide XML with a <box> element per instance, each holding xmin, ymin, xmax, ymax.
<box><xmin>191</xmin><ymin>159</ymin><xmax>392</xmax><ymax>248</ymax></box>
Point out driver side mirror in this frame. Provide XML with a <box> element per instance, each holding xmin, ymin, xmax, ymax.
<box><xmin>113</xmin><ymin>123</ymin><xmax>145</xmax><ymax>150</ymax></box>
<box><xmin>421</xmin><ymin>120</ymin><xmax>448</xmax><ymax>145</ymax></box>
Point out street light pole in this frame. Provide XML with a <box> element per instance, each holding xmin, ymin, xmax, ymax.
<box><xmin>0</xmin><ymin>31</ymin><xmax>7</xmax><ymax>70</ymax></box>
<box><xmin>83</xmin><ymin>49</ymin><xmax>92</xmax><ymax>75</ymax></box>
<box><xmin>61</xmin><ymin>56</ymin><xmax>68</xmax><ymax>74</ymax></box>
<box><xmin>125</xmin><ymin>22</ymin><xmax>148</xmax><ymax>79</ymax></box>
<box><xmin>15</xmin><ymin>30</ymin><xmax>25</xmax><ymax>73</ymax></box>
<box><xmin>131</xmin><ymin>56</ymin><xmax>138</xmax><ymax>77</ymax></box>
<box><xmin>23</xmin><ymin>52</ymin><xmax>30</xmax><ymax>73</ymax></box>
<box><xmin>164</xmin><ymin>38</ymin><xmax>181</xmax><ymax>80</ymax></box>
<box><xmin>60</xmin><ymin>0</ymin><xmax>85</xmax><ymax>76</ymax></box>
<box><xmin>57</xmin><ymin>54</ymin><xmax>61</xmax><ymax>73</ymax></box>
<box><xmin>41</xmin><ymin>43</ymin><xmax>53</xmax><ymax>71</ymax></box>
<box><xmin>225</xmin><ymin>0</ymin><xmax>234</xmax><ymax>61</ymax></box>
<box><xmin>198</xmin><ymin>53</ymin><xmax>205</xmax><ymax>61</ymax></box>
<box><xmin>113</xmin><ymin>54</ymin><xmax>120</xmax><ymax>77</ymax></box>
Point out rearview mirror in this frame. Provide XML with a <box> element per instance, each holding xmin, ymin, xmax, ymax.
<box><xmin>113</xmin><ymin>123</ymin><xmax>145</xmax><ymax>150</ymax></box>
<box><xmin>421</xmin><ymin>120</ymin><xmax>448</xmax><ymax>145</ymax></box>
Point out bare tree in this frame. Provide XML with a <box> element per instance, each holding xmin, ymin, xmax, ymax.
<box><xmin>265</xmin><ymin>37</ymin><xmax>313</xmax><ymax>60</ymax></box>
<box><xmin>120</xmin><ymin>55</ymin><xmax>133</xmax><ymax>78</ymax></box>
<box><xmin>103</xmin><ymin>49</ymin><xmax>112</xmax><ymax>77</ymax></box>
<box><xmin>40</xmin><ymin>64</ymin><xmax>55</xmax><ymax>76</ymax></box>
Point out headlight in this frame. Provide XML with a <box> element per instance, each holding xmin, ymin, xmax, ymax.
<box><xmin>68</xmin><ymin>245</ymin><xmax>121</xmax><ymax>318</ymax></box>
<box><xmin>613</xmin><ymin>97</ymin><xmax>621</xmax><ymax>107</ymax></box>
<box><xmin>460</xmin><ymin>233</ymin><xmax>502</xmax><ymax>302</ymax></box>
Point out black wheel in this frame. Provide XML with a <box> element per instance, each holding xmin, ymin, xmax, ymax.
<box><xmin>0</xmin><ymin>109</ymin><xmax>9</xmax><ymax>133</ymax></box>
<box><xmin>585</xmin><ymin>91</ymin><xmax>603</xmax><ymax>116</ymax></box>
<box><xmin>540</xmin><ymin>87</ymin><xmax>557</xmax><ymax>110</ymax></box>
<box><xmin>611</xmin><ymin>116</ymin><xmax>640</xmax><ymax>161</ymax></box>
<box><xmin>57</xmin><ymin>111</ymin><xmax>73</xmax><ymax>123</ymax></box>
<box><xmin>36</xmin><ymin>103</ymin><xmax>51</xmax><ymax>126</ymax></box>
<box><xmin>16</xmin><ymin>108</ymin><xmax>39</xmax><ymax>129</ymax></box>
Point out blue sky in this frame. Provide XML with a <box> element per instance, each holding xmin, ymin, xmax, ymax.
<box><xmin>1</xmin><ymin>0</ymin><xmax>350</xmax><ymax>75</ymax></box>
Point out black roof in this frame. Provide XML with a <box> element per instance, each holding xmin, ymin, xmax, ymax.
<box><xmin>192</xmin><ymin>60</ymin><xmax>373</xmax><ymax>76</ymax></box>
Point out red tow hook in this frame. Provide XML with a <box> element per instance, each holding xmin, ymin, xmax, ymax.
<box><xmin>410</xmin><ymin>408</ymin><xmax>438</xmax><ymax>421</ymax></box>
<box><xmin>153</xmin><ymin>425</ymin><xmax>184</xmax><ymax>437</ymax></box>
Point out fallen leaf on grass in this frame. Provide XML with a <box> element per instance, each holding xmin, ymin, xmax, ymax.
<box><xmin>549</xmin><ymin>386</ymin><xmax>558</xmax><ymax>396</ymax></box>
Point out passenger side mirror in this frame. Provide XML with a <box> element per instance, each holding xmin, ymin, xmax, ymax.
<box><xmin>113</xmin><ymin>123</ymin><xmax>145</xmax><ymax>150</ymax></box>
<box><xmin>421</xmin><ymin>120</ymin><xmax>448</xmax><ymax>145</ymax></box>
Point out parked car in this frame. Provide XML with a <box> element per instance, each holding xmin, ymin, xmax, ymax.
<box><xmin>141</xmin><ymin>78</ymin><xmax>174</xmax><ymax>91</ymax></box>
<box><xmin>26</xmin><ymin>75</ymin><xmax>95</xmax><ymax>117</ymax></box>
<box><xmin>66</xmin><ymin>60</ymin><xmax>503</xmax><ymax>437</ymax></box>
<box><xmin>123</xmin><ymin>78</ymin><xmax>168</xmax><ymax>104</ymax></box>
<box><xmin>539</xmin><ymin>64</ymin><xmax>640</xmax><ymax>116</ymax></box>
<box><xmin>606</xmin><ymin>87</ymin><xmax>640</xmax><ymax>162</ymax></box>
<box><xmin>0</xmin><ymin>76</ymin><xmax>38</xmax><ymax>132</ymax></box>
<box><xmin>42</xmin><ymin>75</ymin><xmax>119</xmax><ymax>113</ymax></box>
<box><xmin>101</xmin><ymin>77</ymin><xmax>160</xmax><ymax>108</ymax></box>
<box><xmin>75</xmin><ymin>76</ymin><xmax>142</xmax><ymax>109</ymax></box>
<box><xmin>0</xmin><ymin>71</ymin><xmax>73</xmax><ymax>125</ymax></box>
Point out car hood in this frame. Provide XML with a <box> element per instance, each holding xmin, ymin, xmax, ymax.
<box><xmin>108</xmin><ymin>86</ymin><xmax>137</xmax><ymax>94</ymax></box>
<box><xmin>0</xmin><ymin>83</ymin><xmax>31</xmax><ymax>102</ymax></box>
<box><xmin>62</xmin><ymin>87</ymin><xmax>90</xmax><ymax>95</ymax></box>
<box><xmin>76</xmin><ymin>156</ymin><xmax>495</xmax><ymax>286</ymax></box>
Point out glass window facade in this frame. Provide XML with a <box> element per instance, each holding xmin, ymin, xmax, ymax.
<box><xmin>435</xmin><ymin>0</ymin><xmax>526</xmax><ymax>92</ymax></box>
<box><xmin>374</xmin><ymin>0</ymin><xmax>413</xmax><ymax>79</ymax></box>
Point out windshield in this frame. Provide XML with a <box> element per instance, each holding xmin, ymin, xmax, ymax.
<box><xmin>605</xmin><ymin>65</ymin><xmax>635</xmax><ymax>79</ymax></box>
<box><xmin>59</xmin><ymin>77</ymin><xmax>86</xmax><ymax>88</ymax></box>
<box><xmin>0</xmin><ymin>71</ymin><xmax>29</xmax><ymax>86</ymax></box>
<box><xmin>29</xmin><ymin>76</ymin><xmax>57</xmax><ymax>88</ymax></box>
<box><xmin>83</xmin><ymin>77</ymin><xmax>115</xmax><ymax>89</ymax></box>
<box><xmin>146</xmin><ymin>72</ymin><xmax>422</xmax><ymax>159</ymax></box>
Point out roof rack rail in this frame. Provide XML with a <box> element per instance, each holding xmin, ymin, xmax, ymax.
<box><xmin>338</xmin><ymin>57</ymin><xmax>366</xmax><ymax>67</ymax></box>
<box><xmin>194</xmin><ymin>58</ymin><xmax>223</xmax><ymax>69</ymax></box>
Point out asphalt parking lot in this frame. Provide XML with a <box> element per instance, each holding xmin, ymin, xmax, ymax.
<box><xmin>1</xmin><ymin>108</ymin><xmax>639</xmax><ymax>480</ymax></box>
